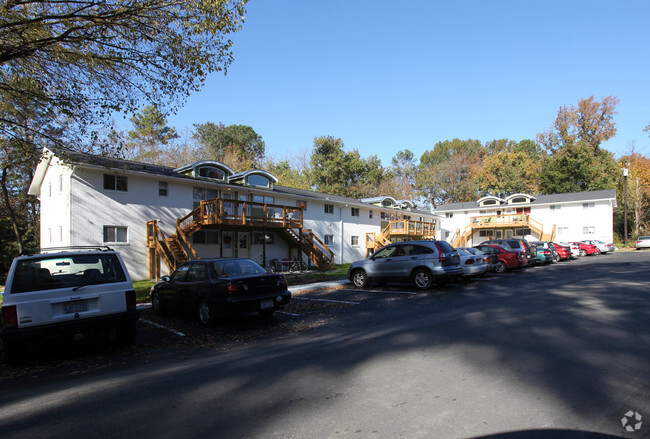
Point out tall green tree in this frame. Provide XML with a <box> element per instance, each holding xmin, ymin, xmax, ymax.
<box><xmin>416</xmin><ymin>139</ymin><xmax>484</xmax><ymax>207</ymax></box>
<box><xmin>0</xmin><ymin>0</ymin><xmax>247</xmax><ymax>139</ymax></box>
<box><xmin>125</xmin><ymin>105</ymin><xmax>178</xmax><ymax>165</ymax></box>
<box><xmin>193</xmin><ymin>122</ymin><xmax>265</xmax><ymax>170</ymax></box>
<box><xmin>537</xmin><ymin>96</ymin><xmax>619</xmax><ymax>193</ymax></box>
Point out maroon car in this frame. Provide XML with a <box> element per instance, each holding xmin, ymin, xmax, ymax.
<box><xmin>570</xmin><ymin>241</ymin><xmax>598</xmax><ymax>257</ymax></box>
<box><xmin>474</xmin><ymin>244</ymin><xmax>527</xmax><ymax>273</ymax></box>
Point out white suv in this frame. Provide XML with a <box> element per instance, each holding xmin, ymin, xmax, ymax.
<box><xmin>1</xmin><ymin>248</ymin><xmax>139</xmax><ymax>365</ymax></box>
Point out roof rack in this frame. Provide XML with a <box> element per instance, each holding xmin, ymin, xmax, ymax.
<box><xmin>21</xmin><ymin>246</ymin><xmax>114</xmax><ymax>256</ymax></box>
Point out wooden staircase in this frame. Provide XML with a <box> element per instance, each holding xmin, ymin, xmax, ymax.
<box><xmin>147</xmin><ymin>198</ymin><xmax>334</xmax><ymax>278</ymax></box>
<box><xmin>450</xmin><ymin>225</ymin><xmax>473</xmax><ymax>247</ymax></box>
<box><xmin>366</xmin><ymin>220</ymin><xmax>437</xmax><ymax>253</ymax></box>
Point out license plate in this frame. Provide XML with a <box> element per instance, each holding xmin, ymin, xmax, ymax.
<box><xmin>64</xmin><ymin>301</ymin><xmax>88</xmax><ymax>314</ymax></box>
<box><xmin>260</xmin><ymin>299</ymin><xmax>274</xmax><ymax>310</ymax></box>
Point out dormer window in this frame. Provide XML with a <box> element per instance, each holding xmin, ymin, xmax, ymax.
<box><xmin>381</xmin><ymin>199</ymin><xmax>394</xmax><ymax>207</ymax></box>
<box><xmin>483</xmin><ymin>199</ymin><xmax>497</xmax><ymax>205</ymax></box>
<box><xmin>511</xmin><ymin>197</ymin><xmax>527</xmax><ymax>204</ymax></box>
<box><xmin>247</xmin><ymin>174</ymin><xmax>270</xmax><ymax>188</ymax></box>
<box><xmin>198</xmin><ymin>166</ymin><xmax>226</xmax><ymax>181</ymax></box>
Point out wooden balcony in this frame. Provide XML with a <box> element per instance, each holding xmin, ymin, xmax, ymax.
<box><xmin>469</xmin><ymin>213</ymin><xmax>542</xmax><ymax>232</ymax></box>
<box><xmin>366</xmin><ymin>220</ymin><xmax>437</xmax><ymax>250</ymax></box>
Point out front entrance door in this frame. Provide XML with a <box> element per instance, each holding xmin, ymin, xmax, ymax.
<box><xmin>236</xmin><ymin>232</ymin><xmax>250</xmax><ymax>258</ymax></box>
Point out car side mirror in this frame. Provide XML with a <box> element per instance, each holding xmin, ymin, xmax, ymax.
<box><xmin>160</xmin><ymin>275</ymin><xmax>171</xmax><ymax>282</ymax></box>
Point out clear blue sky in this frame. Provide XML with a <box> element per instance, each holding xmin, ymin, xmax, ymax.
<box><xmin>166</xmin><ymin>0</ymin><xmax>650</xmax><ymax>167</ymax></box>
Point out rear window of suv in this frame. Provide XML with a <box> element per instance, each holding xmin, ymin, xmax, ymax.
<box><xmin>434</xmin><ymin>241</ymin><xmax>455</xmax><ymax>253</ymax></box>
<box><xmin>10</xmin><ymin>253</ymin><xmax>127</xmax><ymax>293</ymax></box>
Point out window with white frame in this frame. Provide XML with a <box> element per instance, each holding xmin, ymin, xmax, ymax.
<box><xmin>324</xmin><ymin>204</ymin><xmax>334</xmax><ymax>214</ymax></box>
<box><xmin>550</xmin><ymin>205</ymin><xmax>561</xmax><ymax>210</ymax></box>
<box><xmin>103</xmin><ymin>226</ymin><xmax>128</xmax><ymax>243</ymax></box>
<box><xmin>324</xmin><ymin>235</ymin><xmax>334</xmax><ymax>246</ymax></box>
<box><xmin>582</xmin><ymin>202</ymin><xmax>595</xmax><ymax>210</ymax></box>
<box><xmin>351</xmin><ymin>236</ymin><xmax>359</xmax><ymax>246</ymax></box>
<box><xmin>557</xmin><ymin>226</ymin><xmax>569</xmax><ymax>235</ymax></box>
<box><xmin>103</xmin><ymin>174</ymin><xmax>128</xmax><ymax>192</ymax></box>
<box><xmin>351</xmin><ymin>207</ymin><xmax>360</xmax><ymax>217</ymax></box>
<box><xmin>159</xmin><ymin>181</ymin><xmax>168</xmax><ymax>197</ymax></box>
<box><xmin>583</xmin><ymin>226</ymin><xmax>595</xmax><ymax>235</ymax></box>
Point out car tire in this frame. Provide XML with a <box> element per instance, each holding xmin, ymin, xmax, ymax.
<box><xmin>594</xmin><ymin>248</ymin><xmax>601</xmax><ymax>255</ymax></box>
<box><xmin>412</xmin><ymin>269</ymin><xmax>433</xmax><ymax>290</ymax></box>
<box><xmin>117</xmin><ymin>322</ymin><xmax>137</xmax><ymax>344</ymax></box>
<box><xmin>495</xmin><ymin>261</ymin><xmax>507</xmax><ymax>273</ymax></box>
<box><xmin>580</xmin><ymin>249</ymin><xmax>587</xmax><ymax>257</ymax></box>
<box><xmin>552</xmin><ymin>254</ymin><xmax>560</xmax><ymax>262</ymax></box>
<box><xmin>198</xmin><ymin>300</ymin><xmax>217</xmax><ymax>327</ymax></box>
<box><xmin>3</xmin><ymin>340</ymin><xmax>28</xmax><ymax>367</ymax></box>
<box><xmin>351</xmin><ymin>270</ymin><xmax>368</xmax><ymax>288</ymax></box>
<box><xmin>151</xmin><ymin>292</ymin><xmax>165</xmax><ymax>316</ymax></box>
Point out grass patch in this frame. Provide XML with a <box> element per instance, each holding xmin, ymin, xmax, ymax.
<box><xmin>133</xmin><ymin>279</ymin><xmax>156</xmax><ymax>303</ymax></box>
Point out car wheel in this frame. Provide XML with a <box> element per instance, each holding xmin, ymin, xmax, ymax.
<box><xmin>351</xmin><ymin>270</ymin><xmax>368</xmax><ymax>288</ymax></box>
<box><xmin>580</xmin><ymin>249</ymin><xmax>587</xmax><ymax>257</ymax></box>
<box><xmin>552</xmin><ymin>254</ymin><xmax>560</xmax><ymax>262</ymax></box>
<box><xmin>3</xmin><ymin>340</ymin><xmax>28</xmax><ymax>367</ymax></box>
<box><xmin>198</xmin><ymin>300</ymin><xmax>217</xmax><ymax>327</ymax></box>
<box><xmin>495</xmin><ymin>261</ymin><xmax>507</xmax><ymax>273</ymax></box>
<box><xmin>594</xmin><ymin>248</ymin><xmax>601</xmax><ymax>255</ymax></box>
<box><xmin>412</xmin><ymin>269</ymin><xmax>433</xmax><ymax>290</ymax></box>
<box><xmin>151</xmin><ymin>292</ymin><xmax>164</xmax><ymax>316</ymax></box>
<box><xmin>117</xmin><ymin>322</ymin><xmax>137</xmax><ymax>344</ymax></box>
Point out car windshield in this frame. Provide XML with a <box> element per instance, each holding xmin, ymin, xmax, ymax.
<box><xmin>10</xmin><ymin>253</ymin><xmax>126</xmax><ymax>293</ymax></box>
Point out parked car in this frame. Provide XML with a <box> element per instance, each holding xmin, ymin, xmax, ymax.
<box><xmin>1</xmin><ymin>248</ymin><xmax>139</xmax><ymax>365</ymax></box>
<box><xmin>580</xmin><ymin>239</ymin><xmax>615</xmax><ymax>254</ymax></box>
<box><xmin>530</xmin><ymin>241</ymin><xmax>559</xmax><ymax>263</ymax></box>
<box><xmin>570</xmin><ymin>241</ymin><xmax>598</xmax><ymax>257</ymax></box>
<box><xmin>459</xmin><ymin>247</ymin><xmax>499</xmax><ymax>273</ymax></box>
<box><xmin>636</xmin><ymin>236</ymin><xmax>650</xmax><ymax>250</ymax></box>
<box><xmin>348</xmin><ymin>240</ymin><xmax>463</xmax><ymax>290</ymax></box>
<box><xmin>552</xmin><ymin>242</ymin><xmax>572</xmax><ymax>261</ymax></box>
<box><xmin>480</xmin><ymin>239</ymin><xmax>536</xmax><ymax>266</ymax></box>
<box><xmin>557</xmin><ymin>241</ymin><xmax>581</xmax><ymax>258</ymax></box>
<box><xmin>456</xmin><ymin>248</ymin><xmax>488</xmax><ymax>278</ymax></box>
<box><xmin>150</xmin><ymin>258</ymin><xmax>291</xmax><ymax>326</ymax></box>
<box><xmin>473</xmin><ymin>244</ymin><xmax>527</xmax><ymax>273</ymax></box>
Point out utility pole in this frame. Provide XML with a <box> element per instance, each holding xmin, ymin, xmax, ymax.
<box><xmin>623</xmin><ymin>167</ymin><xmax>627</xmax><ymax>247</ymax></box>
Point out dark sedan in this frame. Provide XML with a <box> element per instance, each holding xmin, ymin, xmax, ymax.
<box><xmin>150</xmin><ymin>258</ymin><xmax>291</xmax><ymax>326</ymax></box>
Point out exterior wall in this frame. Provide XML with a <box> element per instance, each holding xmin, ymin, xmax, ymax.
<box><xmin>437</xmin><ymin>196</ymin><xmax>615</xmax><ymax>246</ymax></box>
<box><xmin>35</xmin><ymin>156</ymin><xmax>438</xmax><ymax>279</ymax></box>
<box><xmin>40</xmin><ymin>159</ymin><xmax>72</xmax><ymax>248</ymax></box>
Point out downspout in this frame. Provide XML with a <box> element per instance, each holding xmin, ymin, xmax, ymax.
<box><xmin>339</xmin><ymin>204</ymin><xmax>348</xmax><ymax>265</ymax></box>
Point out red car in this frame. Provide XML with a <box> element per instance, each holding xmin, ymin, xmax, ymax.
<box><xmin>474</xmin><ymin>244</ymin><xmax>527</xmax><ymax>273</ymax></box>
<box><xmin>570</xmin><ymin>241</ymin><xmax>598</xmax><ymax>256</ymax></box>
<box><xmin>552</xmin><ymin>242</ymin><xmax>571</xmax><ymax>261</ymax></box>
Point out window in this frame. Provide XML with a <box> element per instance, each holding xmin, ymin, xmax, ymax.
<box><xmin>483</xmin><ymin>199</ymin><xmax>497</xmax><ymax>205</ymax></box>
<box><xmin>550</xmin><ymin>205</ymin><xmax>561</xmax><ymax>211</ymax></box>
<box><xmin>583</xmin><ymin>226</ymin><xmax>595</xmax><ymax>235</ymax></box>
<box><xmin>103</xmin><ymin>174</ymin><xmax>128</xmax><ymax>192</ymax></box>
<box><xmin>351</xmin><ymin>236</ymin><xmax>359</xmax><ymax>247</ymax></box>
<box><xmin>193</xmin><ymin>187</ymin><xmax>219</xmax><ymax>201</ymax></box>
<box><xmin>557</xmin><ymin>226</ymin><xmax>569</xmax><ymax>235</ymax></box>
<box><xmin>445</xmin><ymin>213</ymin><xmax>453</xmax><ymax>218</ymax></box>
<box><xmin>198</xmin><ymin>166</ymin><xmax>226</xmax><ymax>181</ymax></box>
<box><xmin>380</xmin><ymin>212</ymin><xmax>389</xmax><ymax>220</ymax></box>
<box><xmin>324</xmin><ymin>235</ymin><xmax>334</xmax><ymax>246</ymax></box>
<box><xmin>103</xmin><ymin>226</ymin><xmax>128</xmax><ymax>243</ymax></box>
<box><xmin>369</xmin><ymin>210</ymin><xmax>373</xmax><ymax>219</ymax></box>
<box><xmin>511</xmin><ymin>197</ymin><xmax>526</xmax><ymax>204</ymax></box>
<box><xmin>351</xmin><ymin>208</ymin><xmax>360</xmax><ymax>217</ymax></box>
<box><xmin>59</xmin><ymin>175</ymin><xmax>63</xmax><ymax>192</ymax></box>
<box><xmin>192</xmin><ymin>230</ymin><xmax>219</xmax><ymax>244</ymax></box>
<box><xmin>247</xmin><ymin>175</ymin><xmax>270</xmax><ymax>188</ymax></box>
<box><xmin>324</xmin><ymin>204</ymin><xmax>334</xmax><ymax>214</ymax></box>
<box><xmin>159</xmin><ymin>181</ymin><xmax>168</xmax><ymax>197</ymax></box>
<box><xmin>582</xmin><ymin>202</ymin><xmax>595</xmax><ymax>210</ymax></box>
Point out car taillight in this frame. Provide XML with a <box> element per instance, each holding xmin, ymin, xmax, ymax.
<box><xmin>125</xmin><ymin>290</ymin><xmax>136</xmax><ymax>311</ymax></box>
<box><xmin>465</xmin><ymin>258</ymin><xmax>475</xmax><ymax>265</ymax></box>
<box><xmin>225</xmin><ymin>283</ymin><xmax>246</xmax><ymax>294</ymax></box>
<box><xmin>1</xmin><ymin>305</ymin><xmax>18</xmax><ymax>328</ymax></box>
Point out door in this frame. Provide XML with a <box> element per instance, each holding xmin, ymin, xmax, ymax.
<box><xmin>236</xmin><ymin>232</ymin><xmax>250</xmax><ymax>258</ymax></box>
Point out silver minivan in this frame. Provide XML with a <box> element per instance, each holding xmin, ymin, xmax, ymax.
<box><xmin>347</xmin><ymin>240</ymin><xmax>463</xmax><ymax>290</ymax></box>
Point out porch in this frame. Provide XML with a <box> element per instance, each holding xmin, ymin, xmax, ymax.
<box><xmin>365</xmin><ymin>219</ymin><xmax>437</xmax><ymax>253</ymax></box>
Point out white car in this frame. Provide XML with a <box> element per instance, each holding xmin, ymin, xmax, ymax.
<box><xmin>1</xmin><ymin>248</ymin><xmax>139</xmax><ymax>365</ymax></box>
<box><xmin>636</xmin><ymin>236</ymin><xmax>650</xmax><ymax>250</ymax></box>
<box><xmin>580</xmin><ymin>239</ymin><xmax>615</xmax><ymax>254</ymax></box>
